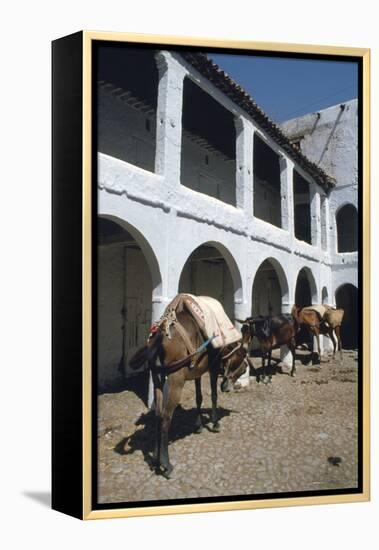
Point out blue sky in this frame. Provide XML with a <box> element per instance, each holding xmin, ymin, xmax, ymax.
<box><xmin>210</xmin><ymin>53</ymin><xmax>358</xmax><ymax>123</ymax></box>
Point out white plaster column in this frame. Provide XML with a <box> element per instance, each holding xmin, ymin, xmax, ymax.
<box><xmin>147</xmin><ymin>296</ymin><xmax>173</xmax><ymax>407</ymax></box>
<box><xmin>321</xmin><ymin>194</ymin><xmax>331</xmax><ymax>253</ymax></box>
<box><xmin>310</xmin><ymin>184</ymin><xmax>322</xmax><ymax>248</ymax></box>
<box><xmin>234</xmin><ymin>116</ymin><xmax>254</xmax><ymax>216</ymax></box>
<box><xmin>280</xmin><ymin>157</ymin><xmax>294</xmax><ymax>235</ymax></box>
<box><xmin>233</xmin><ymin>299</ymin><xmax>252</xmax><ymax>387</ymax></box>
<box><xmin>324</xmin><ymin>195</ymin><xmax>333</xmax><ymax>254</ymax></box>
<box><xmin>155</xmin><ymin>51</ymin><xmax>187</xmax><ymax>187</ymax></box>
<box><xmin>280</xmin><ymin>301</ymin><xmax>294</xmax><ymax>367</ymax></box>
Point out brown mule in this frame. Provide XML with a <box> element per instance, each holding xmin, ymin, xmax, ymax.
<box><xmin>129</xmin><ymin>309</ymin><xmax>249</xmax><ymax>478</ymax></box>
<box><xmin>291</xmin><ymin>305</ymin><xmax>344</xmax><ymax>364</ymax></box>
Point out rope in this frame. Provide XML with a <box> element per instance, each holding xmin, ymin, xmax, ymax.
<box><xmin>151</xmin><ymin>335</ymin><xmax>216</xmax><ymax>375</ymax></box>
<box><xmin>221</xmin><ymin>342</ymin><xmax>242</xmax><ymax>360</ymax></box>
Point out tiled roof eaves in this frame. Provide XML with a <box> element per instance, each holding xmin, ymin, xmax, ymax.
<box><xmin>181</xmin><ymin>52</ymin><xmax>336</xmax><ymax>192</ymax></box>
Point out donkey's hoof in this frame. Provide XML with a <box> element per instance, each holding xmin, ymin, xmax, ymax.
<box><xmin>211</xmin><ymin>422</ymin><xmax>220</xmax><ymax>433</ymax></box>
<box><xmin>161</xmin><ymin>465</ymin><xmax>173</xmax><ymax>479</ymax></box>
<box><xmin>195</xmin><ymin>424</ymin><xmax>203</xmax><ymax>434</ymax></box>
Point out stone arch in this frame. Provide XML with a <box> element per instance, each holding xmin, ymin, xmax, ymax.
<box><xmin>99</xmin><ymin>214</ymin><xmax>162</xmax><ymax>296</ymax></box>
<box><xmin>178</xmin><ymin>240</ymin><xmax>243</xmax><ymax>319</ymax></box>
<box><xmin>97</xmin><ymin>215</ymin><xmax>163</xmax><ymax>392</ymax></box>
<box><xmin>295</xmin><ymin>266</ymin><xmax>318</xmax><ymax>307</ymax></box>
<box><xmin>335</xmin><ymin>283</ymin><xmax>358</xmax><ymax>349</ymax></box>
<box><xmin>251</xmin><ymin>257</ymin><xmax>289</xmax><ymax>315</ymax></box>
<box><xmin>336</xmin><ymin>203</ymin><xmax>358</xmax><ymax>253</ymax></box>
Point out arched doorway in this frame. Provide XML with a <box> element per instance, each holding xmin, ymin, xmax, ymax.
<box><xmin>252</xmin><ymin>259</ymin><xmax>288</xmax><ymax>316</ymax></box>
<box><xmin>336</xmin><ymin>204</ymin><xmax>358</xmax><ymax>253</ymax></box>
<box><xmin>336</xmin><ymin>284</ymin><xmax>358</xmax><ymax>349</ymax></box>
<box><xmin>178</xmin><ymin>243</ymin><xmax>241</xmax><ymax>320</ymax></box>
<box><xmin>294</xmin><ymin>268</ymin><xmax>318</xmax><ymax>349</ymax></box>
<box><xmin>295</xmin><ymin>267</ymin><xmax>317</xmax><ymax>308</ymax></box>
<box><xmin>97</xmin><ymin>216</ymin><xmax>161</xmax><ymax>392</ymax></box>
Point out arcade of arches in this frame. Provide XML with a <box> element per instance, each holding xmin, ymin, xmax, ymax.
<box><xmin>97</xmin><ymin>219</ymin><xmax>359</xmax><ymax>391</ymax></box>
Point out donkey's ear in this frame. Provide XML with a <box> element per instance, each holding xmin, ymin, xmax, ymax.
<box><xmin>235</xmin><ymin>318</ymin><xmax>246</xmax><ymax>324</ymax></box>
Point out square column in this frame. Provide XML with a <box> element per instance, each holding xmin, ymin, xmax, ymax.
<box><xmin>155</xmin><ymin>51</ymin><xmax>187</xmax><ymax>187</ymax></box>
<box><xmin>234</xmin><ymin>116</ymin><xmax>254</xmax><ymax>216</ymax></box>
<box><xmin>321</xmin><ymin>194</ymin><xmax>332</xmax><ymax>253</ymax></box>
<box><xmin>280</xmin><ymin>301</ymin><xmax>294</xmax><ymax>367</ymax></box>
<box><xmin>310</xmin><ymin>184</ymin><xmax>321</xmax><ymax>248</ymax></box>
<box><xmin>148</xmin><ymin>297</ymin><xmax>173</xmax><ymax>407</ymax></box>
<box><xmin>234</xmin><ymin>300</ymin><xmax>252</xmax><ymax>387</ymax></box>
<box><xmin>280</xmin><ymin>156</ymin><xmax>294</xmax><ymax>235</ymax></box>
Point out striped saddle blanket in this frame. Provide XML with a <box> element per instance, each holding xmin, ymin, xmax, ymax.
<box><xmin>164</xmin><ymin>293</ymin><xmax>241</xmax><ymax>349</ymax></box>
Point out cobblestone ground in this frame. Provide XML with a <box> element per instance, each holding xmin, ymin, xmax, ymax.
<box><xmin>98</xmin><ymin>350</ymin><xmax>359</xmax><ymax>504</ymax></box>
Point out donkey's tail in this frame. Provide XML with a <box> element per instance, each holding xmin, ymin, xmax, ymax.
<box><xmin>129</xmin><ymin>331</ymin><xmax>163</xmax><ymax>370</ymax></box>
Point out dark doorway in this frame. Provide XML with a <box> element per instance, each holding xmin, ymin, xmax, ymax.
<box><xmin>179</xmin><ymin>244</ymin><xmax>235</xmax><ymax>319</ymax></box>
<box><xmin>253</xmin><ymin>135</ymin><xmax>281</xmax><ymax>227</ymax></box>
<box><xmin>295</xmin><ymin>268</ymin><xmax>313</xmax><ymax>308</ymax></box>
<box><xmin>336</xmin><ymin>284</ymin><xmax>358</xmax><ymax>349</ymax></box>
<box><xmin>336</xmin><ymin>204</ymin><xmax>358</xmax><ymax>253</ymax></box>
<box><xmin>294</xmin><ymin>171</ymin><xmax>311</xmax><ymax>244</ymax></box>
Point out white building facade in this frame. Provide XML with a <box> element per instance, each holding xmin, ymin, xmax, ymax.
<box><xmin>282</xmin><ymin>100</ymin><xmax>359</xmax><ymax>349</ymax></box>
<box><xmin>97</xmin><ymin>47</ymin><xmax>357</xmax><ymax>390</ymax></box>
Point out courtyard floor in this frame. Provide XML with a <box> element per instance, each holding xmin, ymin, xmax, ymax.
<box><xmin>97</xmin><ymin>349</ymin><xmax>359</xmax><ymax>504</ymax></box>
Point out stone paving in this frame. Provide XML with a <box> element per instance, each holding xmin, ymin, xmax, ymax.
<box><xmin>97</xmin><ymin>350</ymin><xmax>359</xmax><ymax>504</ymax></box>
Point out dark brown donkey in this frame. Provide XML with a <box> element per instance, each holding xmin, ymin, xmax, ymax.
<box><xmin>129</xmin><ymin>309</ymin><xmax>250</xmax><ymax>478</ymax></box>
<box><xmin>237</xmin><ymin>314</ymin><xmax>298</xmax><ymax>382</ymax></box>
<box><xmin>291</xmin><ymin>305</ymin><xmax>344</xmax><ymax>364</ymax></box>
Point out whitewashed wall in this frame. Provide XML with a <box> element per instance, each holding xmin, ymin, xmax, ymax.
<box><xmin>282</xmin><ymin>100</ymin><xmax>358</xmax><ymax>301</ymax></box>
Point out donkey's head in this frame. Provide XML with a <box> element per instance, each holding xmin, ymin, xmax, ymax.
<box><xmin>235</xmin><ymin>318</ymin><xmax>255</xmax><ymax>350</ymax></box>
<box><xmin>220</xmin><ymin>346</ymin><xmax>248</xmax><ymax>392</ymax></box>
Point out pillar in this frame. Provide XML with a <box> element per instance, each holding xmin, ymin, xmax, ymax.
<box><xmin>280</xmin><ymin>301</ymin><xmax>294</xmax><ymax>367</ymax></box>
<box><xmin>155</xmin><ymin>51</ymin><xmax>187</xmax><ymax>187</ymax></box>
<box><xmin>234</xmin><ymin>116</ymin><xmax>254</xmax><ymax>216</ymax></box>
<box><xmin>280</xmin><ymin>157</ymin><xmax>295</xmax><ymax>235</ymax></box>
<box><xmin>310</xmin><ymin>184</ymin><xmax>321</xmax><ymax>248</ymax></box>
<box><xmin>147</xmin><ymin>296</ymin><xmax>173</xmax><ymax>408</ymax></box>
<box><xmin>234</xmin><ymin>299</ymin><xmax>252</xmax><ymax>387</ymax></box>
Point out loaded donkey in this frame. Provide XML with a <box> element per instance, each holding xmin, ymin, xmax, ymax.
<box><xmin>129</xmin><ymin>294</ymin><xmax>251</xmax><ymax>478</ymax></box>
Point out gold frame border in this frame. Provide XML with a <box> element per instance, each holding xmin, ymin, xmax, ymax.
<box><xmin>82</xmin><ymin>31</ymin><xmax>370</xmax><ymax>520</ymax></box>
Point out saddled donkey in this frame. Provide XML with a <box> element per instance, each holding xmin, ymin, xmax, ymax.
<box><xmin>237</xmin><ymin>314</ymin><xmax>298</xmax><ymax>383</ymax></box>
<box><xmin>291</xmin><ymin>305</ymin><xmax>344</xmax><ymax>364</ymax></box>
<box><xmin>129</xmin><ymin>307</ymin><xmax>250</xmax><ymax>478</ymax></box>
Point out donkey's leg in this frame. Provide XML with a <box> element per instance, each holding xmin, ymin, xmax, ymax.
<box><xmin>259</xmin><ymin>354</ymin><xmax>266</xmax><ymax>382</ymax></box>
<box><xmin>210</xmin><ymin>366</ymin><xmax>221</xmax><ymax>432</ymax></box>
<box><xmin>289</xmin><ymin>338</ymin><xmax>296</xmax><ymax>377</ymax></box>
<box><xmin>262</xmin><ymin>351</ymin><xmax>271</xmax><ymax>384</ymax></box>
<box><xmin>328</xmin><ymin>328</ymin><xmax>337</xmax><ymax>359</ymax></box>
<box><xmin>159</xmin><ymin>374</ymin><xmax>185</xmax><ymax>478</ymax></box>
<box><xmin>312</xmin><ymin>329</ymin><xmax>321</xmax><ymax>365</ymax></box>
<box><xmin>151</xmin><ymin>370</ymin><xmax>164</xmax><ymax>468</ymax></box>
<box><xmin>335</xmin><ymin>325</ymin><xmax>343</xmax><ymax>362</ymax></box>
<box><xmin>194</xmin><ymin>377</ymin><xmax>203</xmax><ymax>433</ymax></box>
<box><xmin>267</xmin><ymin>348</ymin><xmax>273</xmax><ymax>383</ymax></box>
